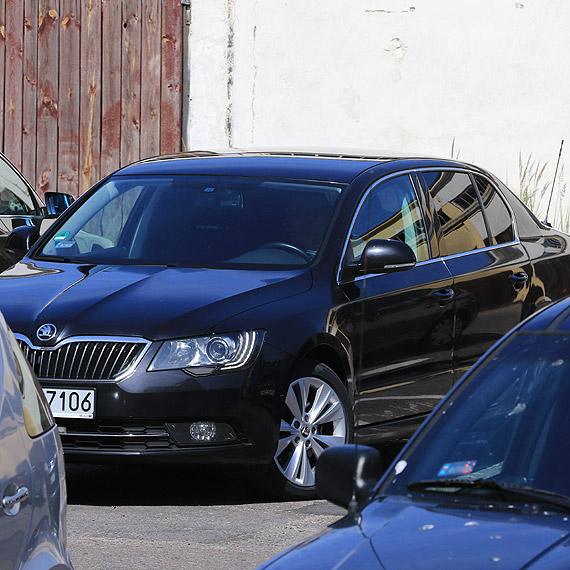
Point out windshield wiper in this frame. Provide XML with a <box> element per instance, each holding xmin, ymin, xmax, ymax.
<box><xmin>35</xmin><ymin>255</ymin><xmax>83</xmax><ymax>264</ymax></box>
<box><xmin>407</xmin><ymin>479</ymin><xmax>570</xmax><ymax>511</ymax></box>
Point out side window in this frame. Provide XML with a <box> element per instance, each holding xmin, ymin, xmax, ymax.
<box><xmin>349</xmin><ymin>174</ymin><xmax>430</xmax><ymax>264</ymax></box>
<box><xmin>0</xmin><ymin>155</ymin><xmax>37</xmax><ymax>215</ymax></box>
<box><xmin>0</xmin><ymin>187</ymin><xmax>33</xmax><ymax>215</ymax></box>
<box><xmin>475</xmin><ymin>176</ymin><xmax>515</xmax><ymax>245</ymax></box>
<box><xmin>422</xmin><ymin>171</ymin><xmax>489</xmax><ymax>256</ymax></box>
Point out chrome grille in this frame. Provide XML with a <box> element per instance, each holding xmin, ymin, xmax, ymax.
<box><xmin>16</xmin><ymin>337</ymin><xmax>150</xmax><ymax>381</ymax></box>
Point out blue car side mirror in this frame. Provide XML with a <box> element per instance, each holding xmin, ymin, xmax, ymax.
<box><xmin>315</xmin><ymin>444</ymin><xmax>383</xmax><ymax>511</ymax></box>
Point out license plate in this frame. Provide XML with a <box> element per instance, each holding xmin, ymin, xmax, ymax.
<box><xmin>43</xmin><ymin>388</ymin><xmax>95</xmax><ymax>419</ymax></box>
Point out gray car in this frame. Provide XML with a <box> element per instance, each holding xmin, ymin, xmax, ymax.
<box><xmin>0</xmin><ymin>309</ymin><xmax>73</xmax><ymax>569</ymax></box>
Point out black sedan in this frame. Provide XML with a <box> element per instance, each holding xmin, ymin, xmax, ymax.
<box><xmin>260</xmin><ymin>296</ymin><xmax>570</xmax><ymax>568</ymax></box>
<box><xmin>1</xmin><ymin>149</ymin><xmax>569</xmax><ymax>499</ymax></box>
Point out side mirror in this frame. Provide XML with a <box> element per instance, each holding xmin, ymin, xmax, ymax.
<box><xmin>6</xmin><ymin>225</ymin><xmax>40</xmax><ymax>256</ymax></box>
<box><xmin>315</xmin><ymin>444</ymin><xmax>383</xmax><ymax>510</ymax></box>
<box><xmin>44</xmin><ymin>191</ymin><xmax>74</xmax><ymax>217</ymax></box>
<box><xmin>360</xmin><ymin>239</ymin><xmax>416</xmax><ymax>275</ymax></box>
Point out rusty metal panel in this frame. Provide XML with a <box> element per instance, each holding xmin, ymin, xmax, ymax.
<box><xmin>5</xmin><ymin>1</ymin><xmax>23</xmax><ymax>169</ymax></box>
<box><xmin>22</xmin><ymin>0</ymin><xmax>38</xmax><ymax>186</ymax></box>
<box><xmin>141</xmin><ymin>0</ymin><xmax>161</xmax><ymax>160</ymax></box>
<box><xmin>79</xmin><ymin>0</ymin><xmax>102</xmax><ymax>193</ymax></box>
<box><xmin>160</xmin><ymin>0</ymin><xmax>182</xmax><ymax>155</ymax></box>
<box><xmin>120</xmin><ymin>0</ymin><xmax>141</xmax><ymax>167</ymax></box>
<box><xmin>36</xmin><ymin>2</ymin><xmax>59</xmax><ymax>195</ymax></box>
<box><xmin>101</xmin><ymin>0</ymin><xmax>122</xmax><ymax>179</ymax></box>
<box><xmin>59</xmin><ymin>0</ymin><xmax>80</xmax><ymax>197</ymax></box>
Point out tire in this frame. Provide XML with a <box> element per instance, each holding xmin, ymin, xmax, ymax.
<box><xmin>263</xmin><ymin>359</ymin><xmax>353</xmax><ymax>500</ymax></box>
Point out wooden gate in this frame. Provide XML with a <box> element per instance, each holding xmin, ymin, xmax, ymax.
<box><xmin>0</xmin><ymin>0</ymin><xmax>184</xmax><ymax>198</ymax></box>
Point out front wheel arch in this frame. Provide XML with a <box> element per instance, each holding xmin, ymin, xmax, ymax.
<box><xmin>263</xmin><ymin>358</ymin><xmax>354</xmax><ymax>500</ymax></box>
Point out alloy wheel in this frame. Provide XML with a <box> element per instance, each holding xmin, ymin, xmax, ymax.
<box><xmin>274</xmin><ymin>375</ymin><xmax>348</xmax><ymax>488</ymax></box>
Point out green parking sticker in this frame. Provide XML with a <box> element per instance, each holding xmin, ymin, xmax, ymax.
<box><xmin>53</xmin><ymin>231</ymin><xmax>70</xmax><ymax>242</ymax></box>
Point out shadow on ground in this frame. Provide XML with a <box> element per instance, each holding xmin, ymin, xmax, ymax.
<box><xmin>65</xmin><ymin>439</ymin><xmax>407</xmax><ymax>507</ymax></box>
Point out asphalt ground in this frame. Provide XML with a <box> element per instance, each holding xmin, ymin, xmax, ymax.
<box><xmin>65</xmin><ymin>440</ymin><xmax>406</xmax><ymax>569</ymax></box>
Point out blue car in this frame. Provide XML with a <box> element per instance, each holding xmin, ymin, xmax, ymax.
<box><xmin>0</xmin><ymin>309</ymin><xmax>73</xmax><ymax>569</ymax></box>
<box><xmin>260</xmin><ymin>296</ymin><xmax>570</xmax><ymax>568</ymax></box>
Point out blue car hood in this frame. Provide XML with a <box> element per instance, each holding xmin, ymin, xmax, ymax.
<box><xmin>0</xmin><ymin>261</ymin><xmax>311</xmax><ymax>342</ymax></box>
<box><xmin>261</xmin><ymin>496</ymin><xmax>570</xmax><ymax>569</ymax></box>
<box><xmin>365</xmin><ymin>496</ymin><xmax>570</xmax><ymax>569</ymax></box>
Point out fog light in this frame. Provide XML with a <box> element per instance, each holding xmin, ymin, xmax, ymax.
<box><xmin>190</xmin><ymin>421</ymin><xmax>217</xmax><ymax>442</ymax></box>
<box><xmin>166</xmin><ymin>421</ymin><xmax>239</xmax><ymax>445</ymax></box>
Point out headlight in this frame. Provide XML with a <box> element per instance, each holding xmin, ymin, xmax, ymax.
<box><xmin>148</xmin><ymin>330</ymin><xmax>264</xmax><ymax>375</ymax></box>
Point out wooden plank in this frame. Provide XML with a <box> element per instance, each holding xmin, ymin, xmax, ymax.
<box><xmin>101</xmin><ymin>0</ymin><xmax>121</xmax><ymax>178</ymax></box>
<box><xmin>120</xmin><ymin>0</ymin><xmax>141</xmax><ymax>166</ymax></box>
<box><xmin>59</xmin><ymin>0</ymin><xmax>80</xmax><ymax>197</ymax></box>
<box><xmin>36</xmin><ymin>2</ymin><xmax>59</xmax><ymax>195</ymax></box>
<box><xmin>79</xmin><ymin>0</ymin><xmax>102</xmax><ymax>194</ymax></box>
<box><xmin>160</xmin><ymin>0</ymin><xmax>183</xmax><ymax>154</ymax></box>
<box><xmin>140</xmin><ymin>0</ymin><xmax>160</xmax><ymax>159</ymax></box>
<box><xmin>0</xmin><ymin>1</ymin><xmax>7</xmax><ymax>154</ymax></box>
<box><xmin>4</xmin><ymin>0</ymin><xmax>24</xmax><ymax>169</ymax></box>
<box><xmin>22</xmin><ymin>0</ymin><xmax>38</xmax><ymax>187</ymax></box>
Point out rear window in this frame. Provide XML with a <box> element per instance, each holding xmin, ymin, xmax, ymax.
<box><xmin>475</xmin><ymin>176</ymin><xmax>515</xmax><ymax>245</ymax></box>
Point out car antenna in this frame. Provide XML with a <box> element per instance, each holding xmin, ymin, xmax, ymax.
<box><xmin>544</xmin><ymin>139</ymin><xmax>564</xmax><ymax>227</ymax></box>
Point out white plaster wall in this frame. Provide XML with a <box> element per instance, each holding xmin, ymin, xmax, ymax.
<box><xmin>187</xmin><ymin>0</ymin><xmax>570</xmax><ymax>227</ymax></box>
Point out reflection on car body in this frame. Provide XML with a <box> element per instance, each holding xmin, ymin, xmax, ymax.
<box><xmin>0</xmin><ymin>149</ymin><xmax>569</xmax><ymax>499</ymax></box>
<box><xmin>259</xmin><ymin>296</ymin><xmax>570</xmax><ymax>569</ymax></box>
<box><xmin>0</xmin><ymin>309</ymin><xmax>73</xmax><ymax>570</ymax></box>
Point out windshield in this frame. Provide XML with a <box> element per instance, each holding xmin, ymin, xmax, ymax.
<box><xmin>35</xmin><ymin>175</ymin><xmax>345</xmax><ymax>268</ymax></box>
<box><xmin>382</xmin><ymin>333</ymin><xmax>570</xmax><ymax>501</ymax></box>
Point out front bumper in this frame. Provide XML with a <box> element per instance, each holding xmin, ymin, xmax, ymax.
<box><xmin>38</xmin><ymin>343</ymin><xmax>291</xmax><ymax>465</ymax></box>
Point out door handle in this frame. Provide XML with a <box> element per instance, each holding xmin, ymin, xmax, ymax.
<box><xmin>432</xmin><ymin>288</ymin><xmax>454</xmax><ymax>304</ymax></box>
<box><xmin>509</xmin><ymin>272</ymin><xmax>528</xmax><ymax>290</ymax></box>
<box><xmin>3</xmin><ymin>486</ymin><xmax>29</xmax><ymax>516</ymax></box>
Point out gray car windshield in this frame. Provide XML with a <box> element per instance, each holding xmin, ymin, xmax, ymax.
<box><xmin>36</xmin><ymin>175</ymin><xmax>344</xmax><ymax>268</ymax></box>
<box><xmin>382</xmin><ymin>333</ymin><xmax>570</xmax><ymax>502</ymax></box>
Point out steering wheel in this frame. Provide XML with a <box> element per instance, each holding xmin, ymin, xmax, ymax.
<box><xmin>258</xmin><ymin>242</ymin><xmax>312</xmax><ymax>261</ymax></box>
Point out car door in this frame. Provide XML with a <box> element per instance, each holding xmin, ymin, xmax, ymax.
<box><xmin>0</xmin><ymin>328</ymin><xmax>34</xmax><ymax>568</ymax></box>
<box><xmin>419</xmin><ymin>170</ymin><xmax>532</xmax><ymax>381</ymax></box>
<box><xmin>0</xmin><ymin>153</ymin><xmax>44</xmax><ymax>272</ymax></box>
<box><xmin>335</xmin><ymin>172</ymin><xmax>455</xmax><ymax>437</ymax></box>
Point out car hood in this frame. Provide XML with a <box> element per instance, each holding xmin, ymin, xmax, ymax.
<box><xmin>0</xmin><ymin>261</ymin><xmax>312</xmax><ymax>342</ymax></box>
<box><xmin>364</xmin><ymin>496</ymin><xmax>570</xmax><ymax>569</ymax></box>
<box><xmin>260</xmin><ymin>496</ymin><xmax>570</xmax><ymax>569</ymax></box>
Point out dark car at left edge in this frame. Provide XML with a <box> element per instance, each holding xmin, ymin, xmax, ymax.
<box><xmin>0</xmin><ymin>149</ymin><xmax>568</xmax><ymax>499</ymax></box>
<box><xmin>0</xmin><ymin>151</ymin><xmax>73</xmax><ymax>272</ymax></box>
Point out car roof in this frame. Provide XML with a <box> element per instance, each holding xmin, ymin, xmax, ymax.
<box><xmin>517</xmin><ymin>296</ymin><xmax>570</xmax><ymax>333</ymax></box>
<box><xmin>114</xmin><ymin>148</ymin><xmax>474</xmax><ymax>184</ymax></box>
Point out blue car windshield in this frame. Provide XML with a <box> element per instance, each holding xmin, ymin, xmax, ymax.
<box><xmin>35</xmin><ymin>175</ymin><xmax>345</xmax><ymax>268</ymax></box>
<box><xmin>381</xmin><ymin>333</ymin><xmax>570</xmax><ymax>500</ymax></box>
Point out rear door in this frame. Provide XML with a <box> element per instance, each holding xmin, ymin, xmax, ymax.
<box><xmin>419</xmin><ymin>170</ymin><xmax>532</xmax><ymax>381</ymax></box>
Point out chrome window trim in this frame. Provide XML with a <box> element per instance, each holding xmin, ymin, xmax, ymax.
<box><xmin>341</xmin><ymin>239</ymin><xmax>524</xmax><ymax>285</ymax></box>
<box><xmin>336</xmin><ymin>165</ymin><xmax>522</xmax><ymax>285</ymax></box>
<box><xmin>14</xmin><ymin>334</ymin><xmax>152</xmax><ymax>382</ymax></box>
<box><xmin>336</xmin><ymin>169</ymin><xmax>429</xmax><ymax>284</ymax></box>
<box><xmin>437</xmin><ymin>238</ymin><xmax>522</xmax><ymax>262</ymax></box>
